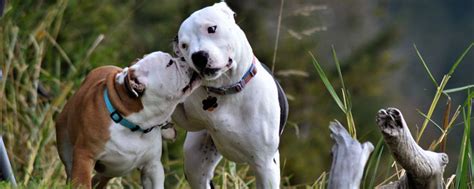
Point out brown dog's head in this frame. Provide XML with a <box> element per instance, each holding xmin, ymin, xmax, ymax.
<box><xmin>119</xmin><ymin>51</ymin><xmax>201</xmax><ymax>102</ymax></box>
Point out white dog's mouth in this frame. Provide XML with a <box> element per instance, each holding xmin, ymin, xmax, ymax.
<box><xmin>197</xmin><ymin>58</ymin><xmax>233</xmax><ymax>80</ymax></box>
<box><xmin>181</xmin><ymin>71</ymin><xmax>201</xmax><ymax>94</ymax></box>
<box><xmin>188</xmin><ymin>50</ymin><xmax>234</xmax><ymax>80</ymax></box>
<box><xmin>202</xmin><ymin>67</ymin><xmax>220</xmax><ymax>76</ymax></box>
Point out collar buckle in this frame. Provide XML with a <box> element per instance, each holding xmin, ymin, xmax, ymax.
<box><xmin>235</xmin><ymin>81</ymin><xmax>245</xmax><ymax>92</ymax></box>
<box><xmin>110</xmin><ymin>110</ymin><xmax>123</xmax><ymax>123</ymax></box>
<box><xmin>104</xmin><ymin>88</ymin><xmax>166</xmax><ymax>134</ymax></box>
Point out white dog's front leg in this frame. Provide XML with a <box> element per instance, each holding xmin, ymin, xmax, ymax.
<box><xmin>184</xmin><ymin>131</ymin><xmax>222</xmax><ymax>189</ymax></box>
<box><xmin>252</xmin><ymin>151</ymin><xmax>281</xmax><ymax>189</ymax></box>
<box><xmin>140</xmin><ymin>161</ymin><xmax>164</xmax><ymax>189</ymax></box>
<box><xmin>172</xmin><ymin>103</ymin><xmax>205</xmax><ymax>131</ymax></box>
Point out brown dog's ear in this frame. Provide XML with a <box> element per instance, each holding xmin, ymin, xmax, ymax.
<box><xmin>124</xmin><ymin>68</ymin><xmax>145</xmax><ymax>98</ymax></box>
<box><xmin>172</xmin><ymin>35</ymin><xmax>182</xmax><ymax>57</ymax></box>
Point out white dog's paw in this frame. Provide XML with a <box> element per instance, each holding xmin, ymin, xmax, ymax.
<box><xmin>376</xmin><ymin>108</ymin><xmax>404</xmax><ymax>137</ymax></box>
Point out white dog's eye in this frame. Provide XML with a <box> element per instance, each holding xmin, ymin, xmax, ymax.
<box><xmin>207</xmin><ymin>25</ymin><xmax>217</xmax><ymax>34</ymax></box>
<box><xmin>181</xmin><ymin>43</ymin><xmax>188</xmax><ymax>50</ymax></box>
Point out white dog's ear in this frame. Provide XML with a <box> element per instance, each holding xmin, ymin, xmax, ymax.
<box><xmin>124</xmin><ymin>68</ymin><xmax>146</xmax><ymax>98</ymax></box>
<box><xmin>129</xmin><ymin>58</ymin><xmax>140</xmax><ymax>66</ymax></box>
<box><xmin>213</xmin><ymin>2</ymin><xmax>235</xmax><ymax>21</ymax></box>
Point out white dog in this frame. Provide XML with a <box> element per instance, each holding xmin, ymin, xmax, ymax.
<box><xmin>55</xmin><ymin>52</ymin><xmax>200</xmax><ymax>189</ymax></box>
<box><xmin>172</xmin><ymin>2</ymin><xmax>288</xmax><ymax>189</ymax></box>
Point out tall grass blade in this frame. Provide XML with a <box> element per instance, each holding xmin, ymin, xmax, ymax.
<box><xmin>414</xmin><ymin>44</ymin><xmax>438</xmax><ymax>87</ymax></box>
<box><xmin>455</xmin><ymin>90</ymin><xmax>472</xmax><ymax>188</ymax></box>
<box><xmin>332</xmin><ymin>46</ymin><xmax>345</xmax><ymax>90</ymax></box>
<box><xmin>332</xmin><ymin>47</ymin><xmax>356</xmax><ymax>137</ymax></box>
<box><xmin>429</xmin><ymin>105</ymin><xmax>461</xmax><ymax>151</ymax></box>
<box><xmin>448</xmin><ymin>43</ymin><xmax>473</xmax><ymax>76</ymax></box>
<box><xmin>468</xmin><ymin>139</ymin><xmax>474</xmax><ymax>186</ymax></box>
<box><xmin>309</xmin><ymin>52</ymin><xmax>345</xmax><ymax>113</ymax></box>
<box><xmin>363</xmin><ymin>138</ymin><xmax>384</xmax><ymax>189</ymax></box>
<box><xmin>444</xmin><ymin>84</ymin><xmax>474</xmax><ymax>94</ymax></box>
<box><xmin>416</xmin><ymin>109</ymin><xmax>443</xmax><ymax>132</ymax></box>
<box><xmin>417</xmin><ymin>43</ymin><xmax>473</xmax><ymax>141</ymax></box>
<box><xmin>440</xmin><ymin>97</ymin><xmax>451</xmax><ymax>152</ymax></box>
<box><xmin>271</xmin><ymin>0</ymin><xmax>284</xmax><ymax>74</ymax></box>
<box><xmin>468</xmin><ymin>92</ymin><xmax>474</xmax><ymax>185</ymax></box>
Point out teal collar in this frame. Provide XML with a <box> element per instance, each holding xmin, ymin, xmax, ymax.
<box><xmin>103</xmin><ymin>88</ymin><xmax>170</xmax><ymax>133</ymax></box>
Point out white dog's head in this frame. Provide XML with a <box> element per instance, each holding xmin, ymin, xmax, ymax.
<box><xmin>118</xmin><ymin>51</ymin><xmax>201</xmax><ymax>101</ymax></box>
<box><xmin>174</xmin><ymin>2</ymin><xmax>250</xmax><ymax>80</ymax></box>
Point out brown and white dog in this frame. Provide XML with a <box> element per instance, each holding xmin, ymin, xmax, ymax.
<box><xmin>55</xmin><ymin>52</ymin><xmax>200</xmax><ymax>189</ymax></box>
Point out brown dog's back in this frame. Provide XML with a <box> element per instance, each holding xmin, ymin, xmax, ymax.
<box><xmin>55</xmin><ymin>66</ymin><xmax>121</xmax><ymax>180</ymax></box>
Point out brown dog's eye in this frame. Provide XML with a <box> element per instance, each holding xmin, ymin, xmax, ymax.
<box><xmin>208</xmin><ymin>25</ymin><xmax>217</xmax><ymax>34</ymax></box>
<box><xmin>181</xmin><ymin>43</ymin><xmax>187</xmax><ymax>49</ymax></box>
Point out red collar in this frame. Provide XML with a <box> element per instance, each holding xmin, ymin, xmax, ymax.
<box><xmin>205</xmin><ymin>57</ymin><xmax>257</xmax><ymax>95</ymax></box>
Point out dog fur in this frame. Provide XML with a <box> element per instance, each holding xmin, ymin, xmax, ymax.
<box><xmin>172</xmin><ymin>3</ymin><xmax>288</xmax><ymax>189</ymax></box>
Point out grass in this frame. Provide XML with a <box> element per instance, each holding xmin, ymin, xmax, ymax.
<box><xmin>455</xmin><ymin>90</ymin><xmax>473</xmax><ymax>189</ymax></box>
<box><xmin>309</xmin><ymin>43</ymin><xmax>474</xmax><ymax>188</ymax></box>
<box><xmin>309</xmin><ymin>48</ymin><xmax>356</xmax><ymax>138</ymax></box>
<box><xmin>1</xmin><ymin>0</ymin><xmax>473</xmax><ymax>188</ymax></box>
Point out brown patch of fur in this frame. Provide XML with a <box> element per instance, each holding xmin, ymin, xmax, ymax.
<box><xmin>123</xmin><ymin>68</ymin><xmax>145</xmax><ymax>97</ymax></box>
<box><xmin>106</xmin><ymin>71</ymin><xmax>144</xmax><ymax>116</ymax></box>
<box><xmin>55</xmin><ymin>65</ymin><xmax>144</xmax><ymax>188</ymax></box>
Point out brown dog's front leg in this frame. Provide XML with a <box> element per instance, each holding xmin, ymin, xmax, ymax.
<box><xmin>71</xmin><ymin>148</ymin><xmax>95</xmax><ymax>189</ymax></box>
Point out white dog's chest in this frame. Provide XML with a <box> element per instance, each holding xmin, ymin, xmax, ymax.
<box><xmin>182</xmin><ymin>87</ymin><xmax>280</xmax><ymax>163</ymax></box>
<box><xmin>95</xmin><ymin>123</ymin><xmax>162</xmax><ymax>177</ymax></box>
<box><xmin>183</xmin><ymin>89</ymin><xmax>237</xmax><ymax>127</ymax></box>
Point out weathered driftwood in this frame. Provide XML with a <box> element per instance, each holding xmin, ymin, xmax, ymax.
<box><xmin>328</xmin><ymin>121</ymin><xmax>374</xmax><ymax>189</ymax></box>
<box><xmin>376</xmin><ymin>108</ymin><xmax>449</xmax><ymax>189</ymax></box>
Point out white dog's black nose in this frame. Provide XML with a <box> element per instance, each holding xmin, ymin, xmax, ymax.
<box><xmin>191</xmin><ymin>51</ymin><xmax>209</xmax><ymax>71</ymax></box>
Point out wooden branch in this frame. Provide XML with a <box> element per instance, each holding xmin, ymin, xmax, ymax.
<box><xmin>328</xmin><ymin>121</ymin><xmax>374</xmax><ymax>189</ymax></box>
<box><xmin>376</xmin><ymin>108</ymin><xmax>449</xmax><ymax>189</ymax></box>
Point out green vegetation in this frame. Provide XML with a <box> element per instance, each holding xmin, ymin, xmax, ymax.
<box><xmin>310</xmin><ymin>43</ymin><xmax>473</xmax><ymax>188</ymax></box>
<box><xmin>1</xmin><ymin>0</ymin><xmax>472</xmax><ymax>188</ymax></box>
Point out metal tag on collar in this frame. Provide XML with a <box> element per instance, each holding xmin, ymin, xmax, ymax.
<box><xmin>235</xmin><ymin>80</ymin><xmax>245</xmax><ymax>92</ymax></box>
<box><xmin>249</xmin><ymin>63</ymin><xmax>256</xmax><ymax>77</ymax></box>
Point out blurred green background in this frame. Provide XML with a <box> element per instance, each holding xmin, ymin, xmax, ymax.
<box><xmin>1</xmin><ymin>0</ymin><xmax>473</xmax><ymax>187</ymax></box>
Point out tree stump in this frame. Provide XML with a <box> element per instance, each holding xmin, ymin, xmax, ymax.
<box><xmin>328</xmin><ymin>121</ymin><xmax>374</xmax><ymax>189</ymax></box>
<box><xmin>376</xmin><ymin>108</ymin><xmax>449</xmax><ymax>189</ymax></box>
